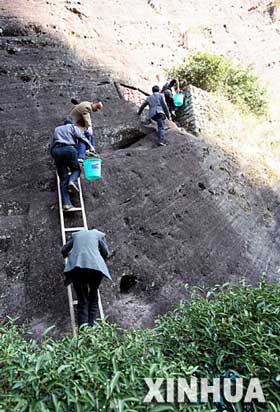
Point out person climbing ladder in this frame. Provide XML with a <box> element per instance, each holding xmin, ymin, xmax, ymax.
<box><xmin>61</xmin><ymin>228</ymin><xmax>112</xmax><ymax>328</ymax></box>
<box><xmin>50</xmin><ymin>121</ymin><xmax>95</xmax><ymax>211</ymax></box>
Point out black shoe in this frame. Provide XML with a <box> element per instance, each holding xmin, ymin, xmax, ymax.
<box><xmin>63</xmin><ymin>203</ymin><xmax>76</xmax><ymax>212</ymax></box>
<box><xmin>158</xmin><ymin>142</ymin><xmax>167</xmax><ymax>147</ymax></box>
<box><xmin>68</xmin><ymin>181</ymin><xmax>79</xmax><ymax>193</ymax></box>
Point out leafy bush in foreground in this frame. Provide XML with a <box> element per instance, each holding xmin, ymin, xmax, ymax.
<box><xmin>0</xmin><ymin>280</ymin><xmax>279</xmax><ymax>412</ymax></box>
<box><xmin>167</xmin><ymin>52</ymin><xmax>268</xmax><ymax>115</ymax></box>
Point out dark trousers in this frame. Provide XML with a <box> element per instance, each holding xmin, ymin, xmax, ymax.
<box><xmin>152</xmin><ymin>113</ymin><xmax>165</xmax><ymax>144</ymax></box>
<box><xmin>71</xmin><ymin>268</ymin><xmax>103</xmax><ymax>327</ymax></box>
<box><xmin>51</xmin><ymin>145</ymin><xmax>80</xmax><ymax>206</ymax></box>
<box><xmin>77</xmin><ymin>129</ymin><xmax>96</xmax><ymax>159</ymax></box>
<box><xmin>168</xmin><ymin>101</ymin><xmax>176</xmax><ymax>121</ymax></box>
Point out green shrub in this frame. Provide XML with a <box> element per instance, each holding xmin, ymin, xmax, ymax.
<box><xmin>0</xmin><ymin>280</ymin><xmax>279</xmax><ymax>411</ymax></box>
<box><xmin>167</xmin><ymin>52</ymin><xmax>268</xmax><ymax>115</ymax></box>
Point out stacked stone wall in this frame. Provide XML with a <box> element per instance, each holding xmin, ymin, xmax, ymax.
<box><xmin>176</xmin><ymin>85</ymin><xmax>240</xmax><ymax>139</ymax></box>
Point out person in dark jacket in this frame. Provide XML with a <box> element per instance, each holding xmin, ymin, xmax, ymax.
<box><xmin>137</xmin><ymin>85</ymin><xmax>170</xmax><ymax>146</ymax></box>
<box><xmin>61</xmin><ymin>229</ymin><xmax>112</xmax><ymax>327</ymax></box>
<box><xmin>161</xmin><ymin>79</ymin><xmax>179</xmax><ymax>121</ymax></box>
<box><xmin>50</xmin><ymin>123</ymin><xmax>95</xmax><ymax>211</ymax></box>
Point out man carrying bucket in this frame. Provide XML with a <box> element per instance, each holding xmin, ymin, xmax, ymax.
<box><xmin>161</xmin><ymin>79</ymin><xmax>180</xmax><ymax>121</ymax></box>
<box><xmin>67</xmin><ymin>99</ymin><xmax>103</xmax><ymax>162</ymax></box>
<box><xmin>50</xmin><ymin>122</ymin><xmax>95</xmax><ymax>211</ymax></box>
<box><xmin>137</xmin><ymin>85</ymin><xmax>170</xmax><ymax>147</ymax></box>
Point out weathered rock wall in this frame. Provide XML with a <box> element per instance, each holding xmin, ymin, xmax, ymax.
<box><xmin>0</xmin><ymin>17</ymin><xmax>144</xmax><ymax>336</ymax></box>
<box><xmin>92</xmin><ymin>130</ymin><xmax>280</xmax><ymax>329</ymax></box>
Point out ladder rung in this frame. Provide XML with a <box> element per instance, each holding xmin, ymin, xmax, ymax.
<box><xmin>64</xmin><ymin>227</ymin><xmax>86</xmax><ymax>232</ymax></box>
<box><xmin>63</xmin><ymin>207</ymin><xmax>82</xmax><ymax>212</ymax></box>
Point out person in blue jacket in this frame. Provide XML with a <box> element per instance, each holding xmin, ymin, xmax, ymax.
<box><xmin>137</xmin><ymin>85</ymin><xmax>170</xmax><ymax>146</ymax></box>
<box><xmin>61</xmin><ymin>228</ymin><xmax>112</xmax><ymax>327</ymax></box>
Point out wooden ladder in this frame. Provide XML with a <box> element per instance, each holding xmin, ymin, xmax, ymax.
<box><xmin>56</xmin><ymin>174</ymin><xmax>104</xmax><ymax>336</ymax></box>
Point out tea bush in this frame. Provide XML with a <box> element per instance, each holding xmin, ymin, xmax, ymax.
<box><xmin>0</xmin><ymin>280</ymin><xmax>279</xmax><ymax>411</ymax></box>
<box><xmin>167</xmin><ymin>52</ymin><xmax>268</xmax><ymax>115</ymax></box>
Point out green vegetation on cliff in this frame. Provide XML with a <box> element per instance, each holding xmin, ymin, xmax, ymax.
<box><xmin>0</xmin><ymin>280</ymin><xmax>279</xmax><ymax>411</ymax></box>
<box><xmin>168</xmin><ymin>52</ymin><xmax>268</xmax><ymax>115</ymax></box>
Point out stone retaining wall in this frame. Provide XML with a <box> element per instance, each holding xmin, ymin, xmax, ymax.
<box><xmin>176</xmin><ymin>85</ymin><xmax>240</xmax><ymax>139</ymax></box>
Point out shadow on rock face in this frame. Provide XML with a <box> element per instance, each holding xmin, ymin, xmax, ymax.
<box><xmin>119</xmin><ymin>274</ymin><xmax>138</xmax><ymax>293</ymax></box>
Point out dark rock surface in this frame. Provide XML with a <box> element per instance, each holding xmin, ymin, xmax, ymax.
<box><xmin>88</xmin><ymin>130</ymin><xmax>280</xmax><ymax>328</ymax></box>
<box><xmin>0</xmin><ymin>7</ymin><xmax>279</xmax><ymax>337</ymax></box>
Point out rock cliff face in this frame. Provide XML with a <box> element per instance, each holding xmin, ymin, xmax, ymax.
<box><xmin>0</xmin><ymin>0</ymin><xmax>279</xmax><ymax>336</ymax></box>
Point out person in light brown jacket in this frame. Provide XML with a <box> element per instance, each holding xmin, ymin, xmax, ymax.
<box><xmin>68</xmin><ymin>100</ymin><xmax>103</xmax><ymax>133</ymax></box>
<box><xmin>68</xmin><ymin>100</ymin><xmax>103</xmax><ymax>161</ymax></box>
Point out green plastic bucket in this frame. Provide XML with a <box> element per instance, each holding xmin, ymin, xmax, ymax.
<box><xmin>83</xmin><ymin>158</ymin><xmax>102</xmax><ymax>180</ymax></box>
<box><xmin>174</xmin><ymin>93</ymin><xmax>185</xmax><ymax>107</ymax></box>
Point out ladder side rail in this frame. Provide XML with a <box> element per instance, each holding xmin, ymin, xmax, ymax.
<box><xmin>77</xmin><ymin>177</ymin><xmax>88</xmax><ymax>229</ymax></box>
<box><xmin>78</xmin><ymin>177</ymin><xmax>105</xmax><ymax>320</ymax></box>
<box><xmin>97</xmin><ymin>290</ymin><xmax>104</xmax><ymax>319</ymax></box>
<box><xmin>56</xmin><ymin>173</ymin><xmax>77</xmax><ymax>337</ymax></box>
<box><xmin>56</xmin><ymin>173</ymin><xmax>66</xmax><ymax>245</ymax></box>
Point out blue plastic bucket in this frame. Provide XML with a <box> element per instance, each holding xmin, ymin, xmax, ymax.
<box><xmin>83</xmin><ymin>158</ymin><xmax>102</xmax><ymax>180</ymax></box>
<box><xmin>174</xmin><ymin>93</ymin><xmax>185</xmax><ymax>107</ymax></box>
